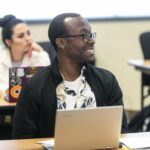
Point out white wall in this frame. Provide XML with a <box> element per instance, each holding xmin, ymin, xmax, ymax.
<box><xmin>1</xmin><ymin>20</ymin><xmax>150</xmax><ymax>110</ymax></box>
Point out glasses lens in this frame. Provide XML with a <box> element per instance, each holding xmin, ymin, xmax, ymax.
<box><xmin>84</xmin><ymin>32</ymin><xmax>96</xmax><ymax>42</ymax></box>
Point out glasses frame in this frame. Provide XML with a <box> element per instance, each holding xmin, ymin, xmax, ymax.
<box><xmin>59</xmin><ymin>32</ymin><xmax>96</xmax><ymax>42</ymax></box>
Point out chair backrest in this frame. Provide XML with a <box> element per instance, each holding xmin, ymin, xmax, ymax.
<box><xmin>128</xmin><ymin>105</ymin><xmax>150</xmax><ymax>132</ymax></box>
<box><xmin>140</xmin><ymin>32</ymin><xmax>150</xmax><ymax>59</ymax></box>
<box><xmin>139</xmin><ymin>32</ymin><xmax>150</xmax><ymax>86</ymax></box>
<box><xmin>38</xmin><ymin>41</ymin><xmax>56</xmax><ymax>62</ymax></box>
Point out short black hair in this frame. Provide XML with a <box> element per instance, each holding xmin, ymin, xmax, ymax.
<box><xmin>48</xmin><ymin>13</ymin><xmax>80</xmax><ymax>51</ymax></box>
<box><xmin>0</xmin><ymin>14</ymin><xmax>24</xmax><ymax>48</ymax></box>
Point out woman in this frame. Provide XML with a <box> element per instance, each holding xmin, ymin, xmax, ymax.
<box><xmin>0</xmin><ymin>15</ymin><xmax>51</xmax><ymax>99</ymax></box>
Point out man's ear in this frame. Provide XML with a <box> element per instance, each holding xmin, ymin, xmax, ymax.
<box><xmin>5</xmin><ymin>39</ymin><xmax>12</xmax><ymax>48</ymax></box>
<box><xmin>56</xmin><ymin>38</ymin><xmax>65</xmax><ymax>49</ymax></box>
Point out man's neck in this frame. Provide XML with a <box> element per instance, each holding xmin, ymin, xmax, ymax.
<box><xmin>58</xmin><ymin>59</ymin><xmax>82</xmax><ymax>81</ymax></box>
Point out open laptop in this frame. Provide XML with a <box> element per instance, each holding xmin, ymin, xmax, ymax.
<box><xmin>8</xmin><ymin>66</ymin><xmax>43</xmax><ymax>102</ymax></box>
<box><xmin>54</xmin><ymin>105</ymin><xmax>123</xmax><ymax>150</ymax></box>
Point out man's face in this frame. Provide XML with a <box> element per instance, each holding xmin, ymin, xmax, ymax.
<box><xmin>61</xmin><ymin>16</ymin><xmax>96</xmax><ymax>64</ymax></box>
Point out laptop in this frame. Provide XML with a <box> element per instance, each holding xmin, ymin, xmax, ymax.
<box><xmin>8</xmin><ymin>66</ymin><xmax>43</xmax><ymax>102</ymax></box>
<box><xmin>54</xmin><ymin>105</ymin><xmax>123</xmax><ymax>150</ymax></box>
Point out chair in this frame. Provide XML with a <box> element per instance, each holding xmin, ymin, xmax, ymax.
<box><xmin>139</xmin><ymin>32</ymin><xmax>150</xmax><ymax>109</ymax></box>
<box><xmin>38</xmin><ymin>41</ymin><xmax>56</xmax><ymax>62</ymax></box>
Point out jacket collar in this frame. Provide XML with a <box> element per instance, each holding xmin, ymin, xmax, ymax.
<box><xmin>50</xmin><ymin>57</ymin><xmax>90</xmax><ymax>82</ymax></box>
<box><xmin>50</xmin><ymin>57</ymin><xmax>63</xmax><ymax>83</ymax></box>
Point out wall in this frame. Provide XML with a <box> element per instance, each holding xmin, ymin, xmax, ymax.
<box><xmin>92</xmin><ymin>20</ymin><xmax>150</xmax><ymax>111</ymax></box>
<box><xmin>1</xmin><ymin>20</ymin><xmax>150</xmax><ymax>110</ymax></box>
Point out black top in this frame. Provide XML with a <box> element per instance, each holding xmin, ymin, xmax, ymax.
<box><xmin>12</xmin><ymin>58</ymin><xmax>128</xmax><ymax>139</ymax></box>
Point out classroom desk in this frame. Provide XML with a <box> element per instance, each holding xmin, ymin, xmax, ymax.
<box><xmin>0</xmin><ymin>99</ymin><xmax>16</xmax><ymax>115</ymax></box>
<box><xmin>128</xmin><ymin>59</ymin><xmax>150</xmax><ymax>109</ymax></box>
<box><xmin>0</xmin><ymin>138</ymin><xmax>49</xmax><ymax>150</ymax></box>
<box><xmin>128</xmin><ymin>59</ymin><xmax>150</xmax><ymax>75</ymax></box>
<box><xmin>0</xmin><ymin>138</ymin><xmax>125</xmax><ymax>150</ymax></box>
<box><xmin>1</xmin><ymin>132</ymin><xmax>150</xmax><ymax>150</ymax></box>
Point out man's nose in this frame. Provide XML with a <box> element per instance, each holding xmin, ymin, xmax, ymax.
<box><xmin>88</xmin><ymin>38</ymin><xmax>95</xmax><ymax>44</ymax></box>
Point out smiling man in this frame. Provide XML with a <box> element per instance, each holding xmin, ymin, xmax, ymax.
<box><xmin>13</xmin><ymin>13</ymin><xmax>128</xmax><ymax>139</ymax></box>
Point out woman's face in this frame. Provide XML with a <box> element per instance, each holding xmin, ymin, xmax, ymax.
<box><xmin>7</xmin><ymin>23</ymin><xmax>33</xmax><ymax>54</ymax></box>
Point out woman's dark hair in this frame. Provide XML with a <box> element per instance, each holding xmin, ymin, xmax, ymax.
<box><xmin>48</xmin><ymin>13</ymin><xmax>80</xmax><ymax>51</ymax></box>
<box><xmin>0</xmin><ymin>14</ymin><xmax>24</xmax><ymax>48</ymax></box>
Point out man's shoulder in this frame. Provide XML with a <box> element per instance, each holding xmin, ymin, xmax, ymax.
<box><xmin>27</xmin><ymin>66</ymin><xmax>51</xmax><ymax>86</ymax></box>
<box><xmin>87</xmin><ymin>64</ymin><xmax>114</xmax><ymax>77</ymax></box>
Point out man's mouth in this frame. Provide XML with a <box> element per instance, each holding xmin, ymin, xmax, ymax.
<box><xmin>85</xmin><ymin>48</ymin><xmax>94</xmax><ymax>55</ymax></box>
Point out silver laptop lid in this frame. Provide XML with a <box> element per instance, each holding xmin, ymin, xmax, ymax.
<box><xmin>54</xmin><ymin>105</ymin><xmax>123</xmax><ymax>150</ymax></box>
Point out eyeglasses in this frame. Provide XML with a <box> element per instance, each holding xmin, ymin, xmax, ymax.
<box><xmin>59</xmin><ymin>32</ymin><xmax>96</xmax><ymax>42</ymax></box>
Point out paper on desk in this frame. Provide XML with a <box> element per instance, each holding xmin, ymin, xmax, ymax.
<box><xmin>38</xmin><ymin>139</ymin><xmax>54</xmax><ymax>150</ymax></box>
<box><xmin>120</xmin><ymin>136</ymin><xmax>150</xmax><ymax>149</ymax></box>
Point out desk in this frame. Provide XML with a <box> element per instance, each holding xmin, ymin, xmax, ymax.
<box><xmin>0</xmin><ymin>99</ymin><xmax>16</xmax><ymax>108</ymax></box>
<box><xmin>128</xmin><ymin>59</ymin><xmax>150</xmax><ymax>109</ymax></box>
<box><xmin>128</xmin><ymin>59</ymin><xmax>150</xmax><ymax>75</ymax></box>
<box><xmin>2</xmin><ymin>132</ymin><xmax>150</xmax><ymax>150</ymax></box>
<box><xmin>0</xmin><ymin>138</ymin><xmax>49</xmax><ymax>150</ymax></box>
<box><xmin>0</xmin><ymin>138</ymin><xmax>125</xmax><ymax>150</ymax></box>
<box><xmin>0</xmin><ymin>99</ymin><xmax>16</xmax><ymax>115</ymax></box>
<box><xmin>1</xmin><ymin>132</ymin><xmax>150</xmax><ymax>150</ymax></box>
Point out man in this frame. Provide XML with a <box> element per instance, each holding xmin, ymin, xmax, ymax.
<box><xmin>12</xmin><ymin>13</ymin><xmax>128</xmax><ymax>139</ymax></box>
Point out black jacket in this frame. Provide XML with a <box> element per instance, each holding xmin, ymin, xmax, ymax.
<box><xmin>12</xmin><ymin>59</ymin><xmax>128</xmax><ymax>139</ymax></box>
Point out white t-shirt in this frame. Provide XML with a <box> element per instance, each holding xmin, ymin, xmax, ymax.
<box><xmin>56</xmin><ymin>67</ymin><xmax>96</xmax><ymax>110</ymax></box>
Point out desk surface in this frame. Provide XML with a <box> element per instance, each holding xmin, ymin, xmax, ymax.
<box><xmin>1</xmin><ymin>132</ymin><xmax>150</xmax><ymax>150</ymax></box>
<box><xmin>0</xmin><ymin>99</ymin><xmax>16</xmax><ymax>109</ymax></box>
<box><xmin>0</xmin><ymin>138</ymin><xmax>126</xmax><ymax>150</ymax></box>
<box><xmin>0</xmin><ymin>138</ymin><xmax>49</xmax><ymax>150</ymax></box>
<box><xmin>128</xmin><ymin>59</ymin><xmax>150</xmax><ymax>74</ymax></box>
